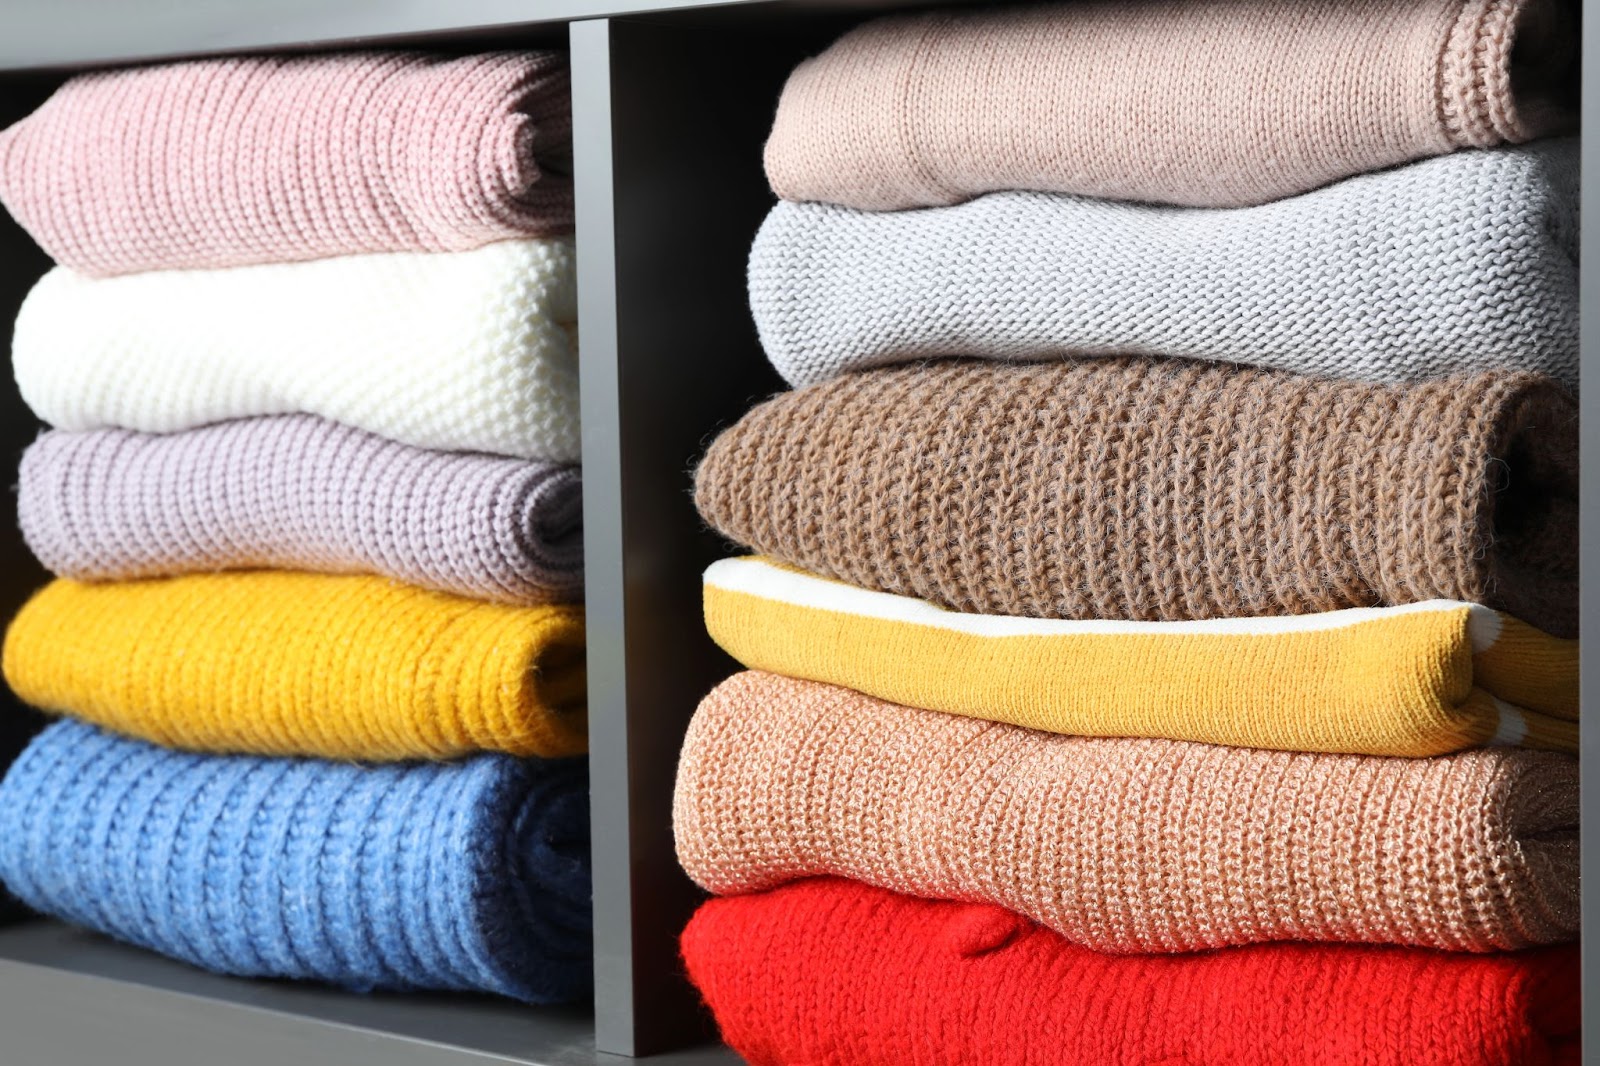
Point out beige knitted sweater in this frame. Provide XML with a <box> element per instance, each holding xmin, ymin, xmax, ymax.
<box><xmin>674</xmin><ymin>672</ymin><xmax>1579</xmax><ymax>954</ymax></box>
<box><xmin>765</xmin><ymin>0</ymin><xmax>1579</xmax><ymax>210</ymax></box>
<box><xmin>694</xmin><ymin>359</ymin><xmax>1577</xmax><ymax>637</ymax></box>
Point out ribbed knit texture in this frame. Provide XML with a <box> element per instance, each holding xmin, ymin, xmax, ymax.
<box><xmin>684</xmin><ymin>879</ymin><xmax>1582</xmax><ymax>1066</ymax></box>
<box><xmin>0</xmin><ymin>52</ymin><xmax>573</xmax><ymax>276</ymax></box>
<box><xmin>13</xmin><ymin>238</ymin><xmax>579</xmax><ymax>462</ymax></box>
<box><xmin>675</xmin><ymin>673</ymin><xmax>1580</xmax><ymax>953</ymax></box>
<box><xmin>694</xmin><ymin>360</ymin><xmax>1578</xmax><ymax>637</ymax></box>
<box><xmin>764</xmin><ymin>0</ymin><xmax>1578</xmax><ymax>210</ymax></box>
<box><xmin>752</xmin><ymin>142</ymin><xmax>1580</xmax><ymax>391</ymax></box>
<box><xmin>0</xmin><ymin>720</ymin><xmax>592</xmax><ymax>1002</ymax></box>
<box><xmin>19</xmin><ymin>418</ymin><xmax>583</xmax><ymax>604</ymax></box>
<box><xmin>703</xmin><ymin>557</ymin><xmax>1579</xmax><ymax>756</ymax></box>
<box><xmin>3</xmin><ymin>573</ymin><xmax>587</xmax><ymax>761</ymax></box>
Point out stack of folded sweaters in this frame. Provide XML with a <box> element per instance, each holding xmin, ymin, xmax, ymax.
<box><xmin>0</xmin><ymin>52</ymin><xmax>593</xmax><ymax>1003</ymax></box>
<box><xmin>676</xmin><ymin>2</ymin><xmax>1582</xmax><ymax>1063</ymax></box>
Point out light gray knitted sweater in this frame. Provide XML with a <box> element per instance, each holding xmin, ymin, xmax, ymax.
<box><xmin>749</xmin><ymin>142</ymin><xmax>1578</xmax><ymax>391</ymax></box>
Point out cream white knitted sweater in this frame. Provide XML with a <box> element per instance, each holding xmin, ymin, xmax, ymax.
<box><xmin>14</xmin><ymin>239</ymin><xmax>579</xmax><ymax>462</ymax></box>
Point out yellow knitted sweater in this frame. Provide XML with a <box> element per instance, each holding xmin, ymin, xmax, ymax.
<box><xmin>4</xmin><ymin>572</ymin><xmax>587</xmax><ymax>761</ymax></box>
<box><xmin>703</xmin><ymin>557</ymin><xmax>1576</xmax><ymax>757</ymax></box>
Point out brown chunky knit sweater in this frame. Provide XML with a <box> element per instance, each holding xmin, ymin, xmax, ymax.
<box><xmin>694</xmin><ymin>360</ymin><xmax>1577</xmax><ymax>636</ymax></box>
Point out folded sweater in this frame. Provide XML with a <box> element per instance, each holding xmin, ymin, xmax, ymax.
<box><xmin>0</xmin><ymin>52</ymin><xmax>572</xmax><ymax>275</ymax></box>
<box><xmin>13</xmin><ymin>238</ymin><xmax>579</xmax><ymax>462</ymax></box>
<box><xmin>675</xmin><ymin>672</ymin><xmax>1579</xmax><ymax>953</ymax></box>
<box><xmin>695</xmin><ymin>360</ymin><xmax>1578</xmax><ymax>637</ymax></box>
<box><xmin>765</xmin><ymin>0</ymin><xmax>1578</xmax><ymax>211</ymax></box>
<box><xmin>3</xmin><ymin>573</ymin><xmax>587</xmax><ymax>761</ymax></box>
<box><xmin>0</xmin><ymin>720</ymin><xmax>591</xmax><ymax>1002</ymax></box>
<box><xmin>704</xmin><ymin>557</ymin><xmax>1578</xmax><ymax>757</ymax></box>
<box><xmin>684</xmin><ymin>879</ymin><xmax>1581</xmax><ymax>1066</ymax></box>
<box><xmin>20</xmin><ymin>418</ymin><xmax>583</xmax><ymax>605</ymax></box>
<box><xmin>752</xmin><ymin>142</ymin><xmax>1580</xmax><ymax>391</ymax></box>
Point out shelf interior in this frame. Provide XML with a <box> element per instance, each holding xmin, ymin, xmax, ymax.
<box><xmin>0</xmin><ymin>919</ymin><xmax>738</xmax><ymax>1065</ymax></box>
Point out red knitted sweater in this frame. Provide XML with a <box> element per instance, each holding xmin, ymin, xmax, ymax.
<box><xmin>682</xmin><ymin>878</ymin><xmax>1579</xmax><ymax>1066</ymax></box>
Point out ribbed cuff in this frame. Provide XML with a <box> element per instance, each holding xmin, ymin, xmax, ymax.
<box><xmin>1438</xmin><ymin>0</ymin><xmax>1579</xmax><ymax>146</ymax></box>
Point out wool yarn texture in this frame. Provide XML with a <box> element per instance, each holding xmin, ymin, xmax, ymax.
<box><xmin>694</xmin><ymin>360</ymin><xmax>1578</xmax><ymax>638</ymax></box>
<box><xmin>684</xmin><ymin>879</ymin><xmax>1581</xmax><ymax>1066</ymax></box>
<box><xmin>0</xmin><ymin>51</ymin><xmax>572</xmax><ymax>275</ymax></box>
<box><xmin>704</xmin><ymin>557</ymin><xmax>1578</xmax><ymax>757</ymax></box>
<box><xmin>3</xmin><ymin>573</ymin><xmax>587</xmax><ymax>762</ymax></box>
<box><xmin>20</xmin><ymin>417</ymin><xmax>583</xmax><ymax>605</ymax></box>
<box><xmin>752</xmin><ymin>142</ymin><xmax>1580</xmax><ymax>391</ymax></box>
<box><xmin>13</xmin><ymin>238</ymin><xmax>579</xmax><ymax>462</ymax></box>
<box><xmin>675</xmin><ymin>673</ymin><xmax>1579</xmax><ymax>954</ymax></box>
<box><xmin>764</xmin><ymin>0</ymin><xmax>1578</xmax><ymax>211</ymax></box>
<box><xmin>0</xmin><ymin>720</ymin><xmax>592</xmax><ymax>1003</ymax></box>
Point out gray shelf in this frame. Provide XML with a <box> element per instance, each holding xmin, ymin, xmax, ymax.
<box><xmin>0</xmin><ymin>0</ymin><xmax>1593</xmax><ymax>1064</ymax></box>
<box><xmin>0</xmin><ymin>0</ymin><xmax>968</xmax><ymax>70</ymax></box>
<box><xmin>0</xmin><ymin>920</ymin><xmax>737</xmax><ymax>1065</ymax></box>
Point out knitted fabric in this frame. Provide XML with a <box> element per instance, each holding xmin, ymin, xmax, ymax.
<box><xmin>0</xmin><ymin>720</ymin><xmax>592</xmax><ymax>1002</ymax></box>
<box><xmin>703</xmin><ymin>557</ymin><xmax>1578</xmax><ymax>757</ymax></box>
<box><xmin>3</xmin><ymin>573</ymin><xmax>587</xmax><ymax>761</ymax></box>
<box><xmin>0</xmin><ymin>52</ymin><xmax>572</xmax><ymax>276</ymax></box>
<box><xmin>20</xmin><ymin>418</ymin><xmax>583</xmax><ymax>605</ymax></box>
<box><xmin>752</xmin><ymin>142</ymin><xmax>1580</xmax><ymax>391</ymax></box>
<box><xmin>14</xmin><ymin>238</ymin><xmax>578</xmax><ymax>462</ymax></box>
<box><xmin>764</xmin><ymin>0</ymin><xmax>1578</xmax><ymax>211</ymax></box>
<box><xmin>675</xmin><ymin>673</ymin><xmax>1579</xmax><ymax>953</ymax></box>
<box><xmin>683</xmin><ymin>879</ymin><xmax>1582</xmax><ymax>1066</ymax></box>
<box><xmin>694</xmin><ymin>360</ymin><xmax>1578</xmax><ymax>637</ymax></box>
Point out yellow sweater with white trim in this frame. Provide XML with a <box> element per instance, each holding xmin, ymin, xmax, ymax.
<box><xmin>702</xmin><ymin>556</ymin><xmax>1575</xmax><ymax>757</ymax></box>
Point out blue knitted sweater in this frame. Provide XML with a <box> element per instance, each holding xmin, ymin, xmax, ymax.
<box><xmin>0</xmin><ymin>720</ymin><xmax>592</xmax><ymax>1002</ymax></box>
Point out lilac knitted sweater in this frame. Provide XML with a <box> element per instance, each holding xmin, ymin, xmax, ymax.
<box><xmin>19</xmin><ymin>416</ymin><xmax>584</xmax><ymax>605</ymax></box>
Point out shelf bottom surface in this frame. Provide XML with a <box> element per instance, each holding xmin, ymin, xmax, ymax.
<box><xmin>0</xmin><ymin>919</ymin><xmax>738</xmax><ymax>1065</ymax></box>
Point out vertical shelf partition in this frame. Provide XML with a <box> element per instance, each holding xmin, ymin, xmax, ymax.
<box><xmin>0</xmin><ymin>76</ymin><xmax>55</xmax><ymax>847</ymax></box>
<box><xmin>0</xmin><ymin>1</ymin><xmax>1590</xmax><ymax>1062</ymax></box>
<box><xmin>571</xmin><ymin>15</ymin><xmax>818</xmax><ymax>1055</ymax></box>
<box><xmin>1579</xmin><ymin>7</ymin><xmax>1597</xmax><ymax>1059</ymax></box>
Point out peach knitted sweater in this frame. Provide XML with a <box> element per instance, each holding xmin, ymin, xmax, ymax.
<box><xmin>694</xmin><ymin>360</ymin><xmax>1578</xmax><ymax>637</ymax></box>
<box><xmin>765</xmin><ymin>0</ymin><xmax>1578</xmax><ymax>210</ymax></box>
<box><xmin>674</xmin><ymin>673</ymin><xmax>1579</xmax><ymax>954</ymax></box>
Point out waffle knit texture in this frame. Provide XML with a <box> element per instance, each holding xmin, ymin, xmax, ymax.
<box><xmin>683</xmin><ymin>879</ymin><xmax>1582</xmax><ymax>1066</ymax></box>
<box><xmin>703</xmin><ymin>557</ymin><xmax>1578</xmax><ymax>757</ymax></box>
<box><xmin>752</xmin><ymin>142</ymin><xmax>1580</xmax><ymax>391</ymax></box>
<box><xmin>3</xmin><ymin>573</ymin><xmax>587</xmax><ymax>761</ymax></box>
<box><xmin>13</xmin><ymin>238</ymin><xmax>579</xmax><ymax>462</ymax></box>
<box><xmin>0</xmin><ymin>51</ymin><xmax>573</xmax><ymax>276</ymax></box>
<box><xmin>0</xmin><ymin>719</ymin><xmax>592</xmax><ymax>1002</ymax></box>
<box><xmin>20</xmin><ymin>418</ymin><xmax>584</xmax><ymax>605</ymax></box>
<box><xmin>675</xmin><ymin>673</ymin><xmax>1580</xmax><ymax>954</ymax></box>
<box><xmin>694</xmin><ymin>360</ymin><xmax>1578</xmax><ymax>638</ymax></box>
<box><xmin>764</xmin><ymin>0</ymin><xmax>1578</xmax><ymax>211</ymax></box>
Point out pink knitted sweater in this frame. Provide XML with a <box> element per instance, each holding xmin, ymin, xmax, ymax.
<box><xmin>765</xmin><ymin>0</ymin><xmax>1579</xmax><ymax>210</ymax></box>
<box><xmin>0</xmin><ymin>52</ymin><xmax>572</xmax><ymax>275</ymax></box>
<box><xmin>675</xmin><ymin>673</ymin><xmax>1579</xmax><ymax>954</ymax></box>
